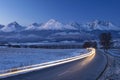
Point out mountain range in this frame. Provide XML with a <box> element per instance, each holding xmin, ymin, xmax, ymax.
<box><xmin>0</xmin><ymin>19</ymin><xmax>120</xmax><ymax>43</ymax></box>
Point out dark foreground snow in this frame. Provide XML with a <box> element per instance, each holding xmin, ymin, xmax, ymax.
<box><xmin>0</xmin><ymin>48</ymin><xmax>88</xmax><ymax>73</ymax></box>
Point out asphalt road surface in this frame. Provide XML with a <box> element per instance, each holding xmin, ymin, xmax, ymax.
<box><xmin>1</xmin><ymin>50</ymin><xmax>107</xmax><ymax>80</ymax></box>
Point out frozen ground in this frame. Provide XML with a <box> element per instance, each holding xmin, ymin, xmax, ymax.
<box><xmin>0</xmin><ymin>48</ymin><xmax>88</xmax><ymax>73</ymax></box>
<box><xmin>99</xmin><ymin>49</ymin><xmax>120</xmax><ymax>80</ymax></box>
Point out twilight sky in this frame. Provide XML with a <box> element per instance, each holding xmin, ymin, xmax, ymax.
<box><xmin>0</xmin><ymin>0</ymin><xmax>120</xmax><ymax>25</ymax></box>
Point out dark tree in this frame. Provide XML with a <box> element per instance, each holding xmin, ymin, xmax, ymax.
<box><xmin>92</xmin><ymin>41</ymin><xmax>97</xmax><ymax>49</ymax></box>
<box><xmin>83</xmin><ymin>41</ymin><xmax>97</xmax><ymax>49</ymax></box>
<box><xmin>99</xmin><ymin>32</ymin><xmax>113</xmax><ymax>52</ymax></box>
<box><xmin>83</xmin><ymin>42</ymin><xmax>91</xmax><ymax>48</ymax></box>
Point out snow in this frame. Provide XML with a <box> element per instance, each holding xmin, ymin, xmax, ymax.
<box><xmin>53</xmin><ymin>32</ymin><xmax>80</xmax><ymax>36</ymax></box>
<box><xmin>1</xmin><ymin>22</ymin><xmax>24</xmax><ymax>32</ymax></box>
<box><xmin>0</xmin><ymin>19</ymin><xmax>120</xmax><ymax>32</ymax></box>
<box><xmin>99</xmin><ymin>49</ymin><xmax>120</xmax><ymax>80</ymax></box>
<box><xmin>113</xmin><ymin>39</ymin><xmax>120</xmax><ymax>48</ymax></box>
<box><xmin>109</xmin><ymin>49</ymin><xmax>120</xmax><ymax>57</ymax></box>
<box><xmin>25</xmin><ymin>23</ymin><xmax>41</xmax><ymax>30</ymax></box>
<box><xmin>0</xmin><ymin>24</ymin><xmax>4</xmax><ymax>29</ymax></box>
<box><xmin>39</xmin><ymin>19</ymin><xmax>76</xmax><ymax>30</ymax></box>
<box><xmin>39</xmin><ymin>19</ymin><xmax>64</xmax><ymax>30</ymax></box>
<box><xmin>83</xmin><ymin>20</ymin><xmax>120</xmax><ymax>31</ymax></box>
<box><xmin>59</xmin><ymin>40</ymin><xmax>76</xmax><ymax>43</ymax></box>
<box><xmin>9</xmin><ymin>42</ymin><xmax>83</xmax><ymax>46</ymax></box>
<box><xmin>24</xmin><ymin>19</ymin><xmax>76</xmax><ymax>30</ymax></box>
<box><xmin>0</xmin><ymin>19</ymin><xmax>119</xmax><ymax>43</ymax></box>
<box><xmin>0</xmin><ymin>48</ymin><xmax>88</xmax><ymax>73</ymax></box>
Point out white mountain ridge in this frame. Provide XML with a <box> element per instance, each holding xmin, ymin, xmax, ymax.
<box><xmin>83</xmin><ymin>20</ymin><xmax>120</xmax><ymax>31</ymax></box>
<box><xmin>1</xmin><ymin>22</ymin><xmax>25</xmax><ymax>32</ymax></box>
<box><xmin>25</xmin><ymin>23</ymin><xmax>42</xmax><ymax>30</ymax></box>
<box><xmin>0</xmin><ymin>19</ymin><xmax>120</xmax><ymax>32</ymax></box>
<box><xmin>38</xmin><ymin>19</ymin><xmax>77</xmax><ymax>30</ymax></box>
<box><xmin>0</xmin><ymin>24</ymin><xmax>4</xmax><ymax>29</ymax></box>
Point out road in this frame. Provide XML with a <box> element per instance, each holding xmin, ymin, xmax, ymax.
<box><xmin>1</xmin><ymin>50</ymin><xmax>107</xmax><ymax>80</ymax></box>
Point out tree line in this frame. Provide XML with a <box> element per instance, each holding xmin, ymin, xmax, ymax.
<box><xmin>83</xmin><ymin>32</ymin><xmax>113</xmax><ymax>52</ymax></box>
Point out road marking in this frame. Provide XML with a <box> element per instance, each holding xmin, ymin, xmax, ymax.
<box><xmin>58</xmin><ymin>70</ymin><xmax>71</xmax><ymax>76</ymax></box>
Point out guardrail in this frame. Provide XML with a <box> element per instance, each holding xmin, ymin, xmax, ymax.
<box><xmin>0</xmin><ymin>48</ymin><xmax>95</xmax><ymax>79</ymax></box>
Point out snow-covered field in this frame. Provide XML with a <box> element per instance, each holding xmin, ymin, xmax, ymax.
<box><xmin>113</xmin><ymin>39</ymin><xmax>120</xmax><ymax>48</ymax></box>
<box><xmin>8</xmin><ymin>42</ymin><xmax>83</xmax><ymax>46</ymax></box>
<box><xmin>99</xmin><ymin>49</ymin><xmax>120</xmax><ymax>80</ymax></box>
<box><xmin>0</xmin><ymin>48</ymin><xmax>88</xmax><ymax>73</ymax></box>
<box><xmin>109</xmin><ymin>49</ymin><xmax>120</xmax><ymax>57</ymax></box>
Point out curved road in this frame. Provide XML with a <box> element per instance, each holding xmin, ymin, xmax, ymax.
<box><xmin>1</xmin><ymin>50</ymin><xmax>107</xmax><ymax>80</ymax></box>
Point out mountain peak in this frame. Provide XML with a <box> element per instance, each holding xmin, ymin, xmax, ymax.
<box><xmin>0</xmin><ymin>19</ymin><xmax>120</xmax><ymax>32</ymax></box>
<box><xmin>70</xmin><ymin>22</ymin><xmax>81</xmax><ymax>27</ymax></box>
<box><xmin>31</xmin><ymin>23</ymin><xmax>40</xmax><ymax>26</ymax></box>
<box><xmin>25</xmin><ymin>23</ymin><xmax>42</xmax><ymax>30</ymax></box>
<box><xmin>88</xmin><ymin>20</ymin><xmax>113</xmax><ymax>26</ymax></box>
<box><xmin>45</xmin><ymin>19</ymin><xmax>59</xmax><ymax>25</ymax></box>
<box><xmin>6</xmin><ymin>21</ymin><xmax>21</xmax><ymax>28</ymax></box>
<box><xmin>0</xmin><ymin>24</ymin><xmax>4</xmax><ymax>29</ymax></box>
<box><xmin>47</xmin><ymin>19</ymin><xmax>57</xmax><ymax>23</ymax></box>
<box><xmin>1</xmin><ymin>21</ymin><xmax>24</xmax><ymax>32</ymax></box>
<box><xmin>9</xmin><ymin>21</ymin><xmax>19</xmax><ymax>25</ymax></box>
<box><xmin>39</xmin><ymin>19</ymin><xmax>64</xmax><ymax>30</ymax></box>
<box><xmin>85</xmin><ymin>20</ymin><xmax>120</xmax><ymax>31</ymax></box>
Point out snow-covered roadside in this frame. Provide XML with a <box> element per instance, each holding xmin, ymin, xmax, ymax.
<box><xmin>99</xmin><ymin>49</ymin><xmax>120</xmax><ymax>80</ymax></box>
<box><xmin>109</xmin><ymin>49</ymin><xmax>120</xmax><ymax>57</ymax></box>
<box><xmin>0</xmin><ymin>48</ymin><xmax>88</xmax><ymax>74</ymax></box>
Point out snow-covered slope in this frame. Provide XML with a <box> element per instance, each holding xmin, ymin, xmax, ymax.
<box><xmin>1</xmin><ymin>22</ymin><xmax>24</xmax><ymax>32</ymax></box>
<box><xmin>83</xmin><ymin>20</ymin><xmax>120</xmax><ymax>31</ymax></box>
<box><xmin>0</xmin><ymin>19</ymin><xmax>119</xmax><ymax>42</ymax></box>
<box><xmin>0</xmin><ymin>24</ymin><xmax>4</xmax><ymax>29</ymax></box>
<box><xmin>0</xmin><ymin>48</ymin><xmax>87</xmax><ymax>72</ymax></box>
<box><xmin>25</xmin><ymin>23</ymin><xmax>42</xmax><ymax>30</ymax></box>
<box><xmin>0</xmin><ymin>19</ymin><xmax>120</xmax><ymax>32</ymax></box>
<box><xmin>39</xmin><ymin>19</ymin><xmax>77</xmax><ymax>30</ymax></box>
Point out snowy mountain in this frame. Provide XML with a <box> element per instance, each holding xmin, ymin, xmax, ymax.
<box><xmin>25</xmin><ymin>23</ymin><xmax>42</xmax><ymax>30</ymax></box>
<box><xmin>0</xmin><ymin>24</ymin><xmax>4</xmax><ymax>29</ymax></box>
<box><xmin>1</xmin><ymin>22</ymin><xmax>25</xmax><ymax>32</ymax></box>
<box><xmin>83</xmin><ymin>20</ymin><xmax>120</xmax><ymax>31</ymax></box>
<box><xmin>0</xmin><ymin>19</ymin><xmax>119</xmax><ymax>43</ymax></box>
<box><xmin>0</xmin><ymin>19</ymin><xmax>120</xmax><ymax>32</ymax></box>
<box><xmin>38</xmin><ymin>19</ymin><xmax>77</xmax><ymax>30</ymax></box>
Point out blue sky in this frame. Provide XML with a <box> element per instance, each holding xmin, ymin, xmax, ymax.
<box><xmin>0</xmin><ymin>0</ymin><xmax>120</xmax><ymax>25</ymax></box>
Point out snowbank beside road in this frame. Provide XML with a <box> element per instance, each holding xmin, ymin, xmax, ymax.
<box><xmin>0</xmin><ymin>48</ymin><xmax>95</xmax><ymax>79</ymax></box>
<box><xmin>99</xmin><ymin>49</ymin><xmax>120</xmax><ymax>80</ymax></box>
<box><xmin>0</xmin><ymin>48</ymin><xmax>88</xmax><ymax>74</ymax></box>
